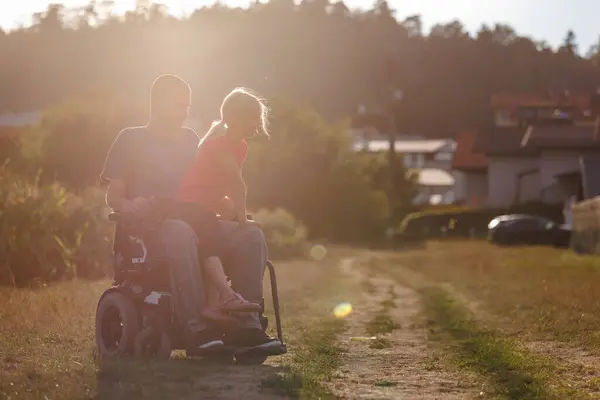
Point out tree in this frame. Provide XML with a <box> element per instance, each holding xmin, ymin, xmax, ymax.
<box><xmin>402</xmin><ymin>15</ymin><xmax>422</xmax><ymax>37</ymax></box>
<box><xmin>243</xmin><ymin>100</ymin><xmax>413</xmax><ymax>240</ymax></box>
<box><xmin>0</xmin><ymin>1</ymin><xmax>597</xmax><ymax>135</ymax></box>
<box><xmin>559</xmin><ymin>29</ymin><xmax>578</xmax><ymax>55</ymax></box>
<box><xmin>31</xmin><ymin>4</ymin><xmax>65</xmax><ymax>33</ymax></box>
<box><xmin>586</xmin><ymin>36</ymin><xmax>600</xmax><ymax>66</ymax></box>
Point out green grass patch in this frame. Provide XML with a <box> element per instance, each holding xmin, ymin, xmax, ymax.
<box><xmin>420</xmin><ymin>286</ymin><xmax>561</xmax><ymax>400</ymax></box>
<box><xmin>374</xmin><ymin>380</ymin><xmax>397</xmax><ymax>387</ymax></box>
<box><xmin>261</xmin><ymin>319</ymin><xmax>346</xmax><ymax>399</ymax></box>
<box><xmin>369</xmin><ymin>337</ymin><xmax>392</xmax><ymax>349</ymax></box>
<box><xmin>365</xmin><ymin>313</ymin><xmax>399</xmax><ymax>337</ymax></box>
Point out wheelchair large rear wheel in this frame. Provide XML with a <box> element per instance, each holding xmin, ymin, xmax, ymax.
<box><xmin>96</xmin><ymin>291</ymin><xmax>139</xmax><ymax>358</ymax></box>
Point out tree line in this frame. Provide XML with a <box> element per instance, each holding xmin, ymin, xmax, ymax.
<box><xmin>2</xmin><ymin>1</ymin><xmax>600</xmax><ymax>135</ymax></box>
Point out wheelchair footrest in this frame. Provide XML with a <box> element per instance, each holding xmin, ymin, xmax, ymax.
<box><xmin>234</xmin><ymin>343</ymin><xmax>287</xmax><ymax>357</ymax></box>
<box><xmin>187</xmin><ymin>345</ymin><xmax>237</xmax><ymax>358</ymax></box>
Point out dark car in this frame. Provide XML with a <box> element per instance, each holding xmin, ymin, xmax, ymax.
<box><xmin>487</xmin><ymin>214</ymin><xmax>571</xmax><ymax>247</ymax></box>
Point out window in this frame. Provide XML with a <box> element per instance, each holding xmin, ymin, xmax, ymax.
<box><xmin>519</xmin><ymin>107</ymin><xmax>537</xmax><ymax>120</ymax></box>
<box><xmin>435</xmin><ymin>152</ymin><xmax>453</xmax><ymax>161</ymax></box>
<box><xmin>403</xmin><ymin>154</ymin><xmax>412</xmax><ymax>168</ymax></box>
<box><xmin>512</xmin><ymin>217</ymin><xmax>549</xmax><ymax>230</ymax></box>
<box><xmin>495</xmin><ymin>109</ymin><xmax>513</xmax><ymax>126</ymax></box>
<box><xmin>415</xmin><ymin>154</ymin><xmax>425</xmax><ymax>168</ymax></box>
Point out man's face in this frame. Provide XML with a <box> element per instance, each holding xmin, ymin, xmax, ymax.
<box><xmin>156</xmin><ymin>89</ymin><xmax>190</xmax><ymax>127</ymax></box>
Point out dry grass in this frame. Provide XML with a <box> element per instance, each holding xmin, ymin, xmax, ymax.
<box><xmin>419</xmin><ymin>286</ymin><xmax>560</xmax><ymax>399</ymax></box>
<box><xmin>0</xmin><ymin>248</ymin><xmax>359</xmax><ymax>400</ymax></box>
<box><xmin>378</xmin><ymin>240</ymin><xmax>600</xmax><ymax>349</ymax></box>
<box><xmin>0</xmin><ymin>280</ymin><xmax>105</xmax><ymax>399</ymax></box>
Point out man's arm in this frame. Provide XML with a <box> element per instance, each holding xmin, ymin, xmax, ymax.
<box><xmin>106</xmin><ymin>179</ymin><xmax>133</xmax><ymax>212</ymax></box>
<box><xmin>101</xmin><ymin>129</ymin><xmax>148</xmax><ymax>214</ymax></box>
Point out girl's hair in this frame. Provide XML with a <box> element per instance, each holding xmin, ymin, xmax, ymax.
<box><xmin>200</xmin><ymin>87</ymin><xmax>269</xmax><ymax>145</ymax></box>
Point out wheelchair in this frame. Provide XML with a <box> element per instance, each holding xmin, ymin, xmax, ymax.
<box><xmin>94</xmin><ymin>212</ymin><xmax>287</xmax><ymax>364</ymax></box>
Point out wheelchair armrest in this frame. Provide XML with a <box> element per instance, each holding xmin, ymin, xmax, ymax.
<box><xmin>108</xmin><ymin>212</ymin><xmax>138</xmax><ymax>224</ymax></box>
<box><xmin>217</xmin><ymin>214</ymin><xmax>255</xmax><ymax>222</ymax></box>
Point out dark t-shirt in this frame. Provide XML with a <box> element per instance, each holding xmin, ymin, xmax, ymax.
<box><xmin>101</xmin><ymin>125</ymin><xmax>199</xmax><ymax>199</ymax></box>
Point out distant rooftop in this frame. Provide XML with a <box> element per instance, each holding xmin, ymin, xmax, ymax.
<box><xmin>409</xmin><ymin>168</ymin><xmax>455</xmax><ymax>187</ymax></box>
<box><xmin>353</xmin><ymin>139</ymin><xmax>454</xmax><ymax>153</ymax></box>
<box><xmin>0</xmin><ymin>111</ymin><xmax>41</xmax><ymax>127</ymax></box>
<box><xmin>452</xmin><ymin>131</ymin><xmax>488</xmax><ymax>170</ymax></box>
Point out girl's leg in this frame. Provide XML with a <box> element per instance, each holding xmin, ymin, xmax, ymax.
<box><xmin>205</xmin><ymin>284</ymin><xmax>221</xmax><ymax>308</ymax></box>
<box><xmin>204</xmin><ymin>256</ymin><xmax>261</xmax><ymax>312</ymax></box>
<box><xmin>204</xmin><ymin>257</ymin><xmax>236</xmax><ymax>301</ymax></box>
<box><xmin>201</xmin><ymin>257</ymin><xmax>239</xmax><ymax>322</ymax></box>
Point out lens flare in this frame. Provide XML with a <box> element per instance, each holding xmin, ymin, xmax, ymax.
<box><xmin>333</xmin><ymin>302</ymin><xmax>353</xmax><ymax>318</ymax></box>
<box><xmin>310</xmin><ymin>244</ymin><xmax>327</xmax><ymax>261</ymax></box>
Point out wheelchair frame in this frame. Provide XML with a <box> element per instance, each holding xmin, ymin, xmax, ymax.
<box><xmin>95</xmin><ymin>212</ymin><xmax>287</xmax><ymax>362</ymax></box>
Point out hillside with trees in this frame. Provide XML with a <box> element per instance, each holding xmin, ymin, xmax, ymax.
<box><xmin>2</xmin><ymin>1</ymin><xmax>600</xmax><ymax>134</ymax></box>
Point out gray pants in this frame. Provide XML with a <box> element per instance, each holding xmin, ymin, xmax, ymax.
<box><xmin>154</xmin><ymin>219</ymin><xmax>267</xmax><ymax>333</ymax></box>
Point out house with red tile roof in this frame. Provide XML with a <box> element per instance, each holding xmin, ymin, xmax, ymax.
<box><xmin>461</xmin><ymin>90</ymin><xmax>600</xmax><ymax>208</ymax></box>
<box><xmin>452</xmin><ymin>131</ymin><xmax>488</xmax><ymax>206</ymax></box>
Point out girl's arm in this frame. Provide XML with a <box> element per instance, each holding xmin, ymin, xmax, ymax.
<box><xmin>216</xmin><ymin>196</ymin><xmax>236</xmax><ymax>220</ymax></box>
<box><xmin>217</xmin><ymin>154</ymin><xmax>248</xmax><ymax>223</ymax></box>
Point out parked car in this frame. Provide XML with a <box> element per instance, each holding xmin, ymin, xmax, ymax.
<box><xmin>487</xmin><ymin>214</ymin><xmax>571</xmax><ymax>247</ymax></box>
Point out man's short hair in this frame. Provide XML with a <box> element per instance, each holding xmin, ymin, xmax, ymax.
<box><xmin>151</xmin><ymin>74</ymin><xmax>191</xmax><ymax>109</ymax></box>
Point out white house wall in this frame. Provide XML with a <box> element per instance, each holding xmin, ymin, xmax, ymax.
<box><xmin>538</xmin><ymin>150</ymin><xmax>580</xmax><ymax>203</ymax></box>
<box><xmin>452</xmin><ymin>171</ymin><xmax>466</xmax><ymax>202</ymax></box>
<box><xmin>518</xmin><ymin>170</ymin><xmax>541</xmax><ymax>203</ymax></box>
<box><xmin>487</xmin><ymin>157</ymin><xmax>540</xmax><ymax>207</ymax></box>
<box><xmin>462</xmin><ymin>172</ymin><xmax>487</xmax><ymax>206</ymax></box>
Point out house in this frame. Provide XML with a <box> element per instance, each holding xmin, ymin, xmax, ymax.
<box><xmin>350</xmin><ymin>125</ymin><xmax>459</xmax><ymax>204</ymax></box>
<box><xmin>452</xmin><ymin>131</ymin><xmax>488</xmax><ymax>206</ymax></box>
<box><xmin>0</xmin><ymin>111</ymin><xmax>42</xmax><ymax>139</ymax></box>
<box><xmin>0</xmin><ymin>111</ymin><xmax>41</xmax><ymax>128</ymax></box>
<box><xmin>352</xmin><ymin>137</ymin><xmax>456</xmax><ymax>169</ymax></box>
<box><xmin>459</xmin><ymin>91</ymin><xmax>600</xmax><ymax>208</ymax></box>
<box><xmin>0</xmin><ymin>111</ymin><xmax>42</xmax><ymax>160</ymax></box>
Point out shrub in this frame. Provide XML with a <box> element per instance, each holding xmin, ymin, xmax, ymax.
<box><xmin>244</xmin><ymin>100</ymin><xmax>414</xmax><ymax>242</ymax></box>
<box><xmin>13</xmin><ymin>95</ymin><xmax>416</xmax><ymax>245</ymax></box>
<box><xmin>0</xmin><ymin>168</ymin><xmax>309</xmax><ymax>287</ymax></box>
<box><xmin>0</xmin><ymin>167</ymin><xmax>112</xmax><ymax>287</ymax></box>
<box><xmin>16</xmin><ymin>91</ymin><xmax>146</xmax><ymax>189</ymax></box>
<box><xmin>252</xmin><ymin>208</ymin><xmax>308</xmax><ymax>260</ymax></box>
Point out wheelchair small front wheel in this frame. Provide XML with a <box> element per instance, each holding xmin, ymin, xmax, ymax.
<box><xmin>133</xmin><ymin>327</ymin><xmax>172</xmax><ymax>359</ymax></box>
<box><xmin>95</xmin><ymin>291</ymin><xmax>139</xmax><ymax>358</ymax></box>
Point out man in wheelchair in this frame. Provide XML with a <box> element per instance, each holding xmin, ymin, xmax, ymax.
<box><xmin>99</xmin><ymin>75</ymin><xmax>281</xmax><ymax>357</ymax></box>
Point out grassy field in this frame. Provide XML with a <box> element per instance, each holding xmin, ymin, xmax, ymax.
<box><xmin>372</xmin><ymin>240</ymin><xmax>600</xmax><ymax>398</ymax></box>
<box><xmin>4</xmin><ymin>241</ymin><xmax>600</xmax><ymax>399</ymax></box>
<box><xmin>0</xmin><ymin>248</ymin><xmax>365</xmax><ymax>400</ymax></box>
<box><xmin>378</xmin><ymin>241</ymin><xmax>600</xmax><ymax>347</ymax></box>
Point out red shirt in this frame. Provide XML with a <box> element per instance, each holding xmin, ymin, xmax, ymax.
<box><xmin>177</xmin><ymin>135</ymin><xmax>247</xmax><ymax>212</ymax></box>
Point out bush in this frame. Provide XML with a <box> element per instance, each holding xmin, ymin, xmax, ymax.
<box><xmin>0</xmin><ymin>164</ymin><xmax>309</xmax><ymax>287</ymax></box>
<box><xmin>399</xmin><ymin>202</ymin><xmax>564</xmax><ymax>240</ymax></box>
<box><xmin>0</xmin><ymin>167</ymin><xmax>113</xmax><ymax>287</ymax></box>
<box><xmin>15</xmin><ymin>91</ymin><xmax>146</xmax><ymax>189</ymax></box>
<box><xmin>252</xmin><ymin>208</ymin><xmax>308</xmax><ymax>260</ymax></box>
<box><xmin>12</xmin><ymin>94</ymin><xmax>416</xmax><ymax>246</ymax></box>
<box><xmin>245</xmin><ymin>100</ymin><xmax>414</xmax><ymax>242</ymax></box>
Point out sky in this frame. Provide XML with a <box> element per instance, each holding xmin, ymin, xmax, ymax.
<box><xmin>1</xmin><ymin>0</ymin><xmax>599</xmax><ymax>53</ymax></box>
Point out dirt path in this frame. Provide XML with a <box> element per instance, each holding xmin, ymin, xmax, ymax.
<box><xmin>1</xmin><ymin>250</ymin><xmax>485</xmax><ymax>400</ymax></box>
<box><xmin>329</xmin><ymin>256</ymin><xmax>482</xmax><ymax>399</ymax></box>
